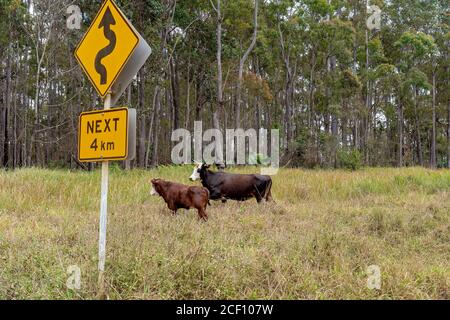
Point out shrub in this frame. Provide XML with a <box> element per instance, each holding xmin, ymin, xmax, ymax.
<box><xmin>337</xmin><ymin>148</ymin><xmax>363</xmax><ymax>171</ymax></box>
<box><xmin>248</xmin><ymin>153</ymin><xmax>270</xmax><ymax>166</ymax></box>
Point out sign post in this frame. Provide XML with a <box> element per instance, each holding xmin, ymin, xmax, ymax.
<box><xmin>78</xmin><ymin>103</ymin><xmax>136</xmax><ymax>298</ymax></box>
<box><xmin>98</xmin><ymin>93</ymin><xmax>111</xmax><ymax>297</ymax></box>
<box><xmin>74</xmin><ymin>0</ymin><xmax>151</xmax><ymax>298</ymax></box>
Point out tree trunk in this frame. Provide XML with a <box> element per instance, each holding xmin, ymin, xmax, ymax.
<box><xmin>151</xmin><ymin>86</ymin><xmax>162</xmax><ymax>167</ymax></box>
<box><xmin>413</xmin><ymin>87</ymin><xmax>423</xmax><ymax>166</ymax></box>
<box><xmin>13</xmin><ymin>71</ymin><xmax>18</xmax><ymax>169</ymax></box>
<box><xmin>3</xmin><ymin>40</ymin><xmax>12</xmax><ymax>168</ymax></box>
<box><xmin>309</xmin><ymin>49</ymin><xmax>316</xmax><ymax>131</ymax></box>
<box><xmin>445</xmin><ymin>54</ymin><xmax>450</xmax><ymax>169</ymax></box>
<box><xmin>185</xmin><ymin>60</ymin><xmax>191</xmax><ymax>129</ymax></box>
<box><xmin>213</xmin><ymin>0</ymin><xmax>224</xmax><ymax>166</ymax></box>
<box><xmin>170</xmin><ymin>57</ymin><xmax>180</xmax><ymax>130</ymax></box>
<box><xmin>138</xmin><ymin>69</ymin><xmax>146</xmax><ymax>168</ymax></box>
<box><xmin>278</xmin><ymin>23</ymin><xmax>294</xmax><ymax>152</ymax></box>
<box><xmin>430</xmin><ymin>71</ymin><xmax>436</xmax><ymax>168</ymax></box>
<box><xmin>329</xmin><ymin>55</ymin><xmax>338</xmax><ymax>167</ymax></box>
<box><xmin>124</xmin><ymin>85</ymin><xmax>132</xmax><ymax>170</ymax></box>
<box><xmin>448</xmin><ymin>96</ymin><xmax>450</xmax><ymax>169</ymax></box>
<box><xmin>145</xmin><ymin>86</ymin><xmax>159</xmax><ymax>168</ymax></box>
<box><xmin>236</xmin><ymin>0</ymin><xmax>258</xmax><ymax>129</ymax></box>
<box><xmin>215</xmin><ymin>0</ymin><xmax>222</xmax><ymax>130</ymax></box>
<box><xmin>341</xmin><ymin>99</ymin><xmax>347</xmax><ymax>147</ymax></box>
<box><xmin>195</xmin><ymin>81</ymin><xmax>202</xmax><ymax>121</ymax></box>
<box><xmin>365</xmin><ymin>26</ymin><xmax>371</xmax><ymax>165</ymax></box>
<box><xmin>398</xmin><ymin>101</ymin><xmax>403</xmax><ymax>167</ymax></box>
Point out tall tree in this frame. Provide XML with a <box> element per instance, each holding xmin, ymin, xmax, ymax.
<box><xmin>236</xmin><ymin>0</ymin><xmax>259</xmax><ymax>129</ymax></box>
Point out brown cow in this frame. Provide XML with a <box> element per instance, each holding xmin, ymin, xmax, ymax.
<box><xmin>150</xmin><ymin>179</ymin><xmax>210</xmax><ymax>221</ymax></box>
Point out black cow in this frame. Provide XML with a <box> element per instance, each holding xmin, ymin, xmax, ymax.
<box><xmin>189</xmin><ymin>164</ymin><xmax>273</xmax><ymax>203</ymax></box>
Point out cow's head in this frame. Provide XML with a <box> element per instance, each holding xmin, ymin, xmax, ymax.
<box><xmin>189</xmin><ymin>163</ymin><xmax>202</xmax><ymax>181</ymax></box>
<box><xmin>189</xmin><ymin>163</ymin><xmax>210</xmax><ymax>181</ymax></box>
<box><xmin>150</xmin><ymin>178</ymin><xmax>161</xmax><ymax>196</ymax></box>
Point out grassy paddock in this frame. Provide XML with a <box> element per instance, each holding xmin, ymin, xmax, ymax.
<box><xmin>0</xmin><ymin>167</ymin><xmax>449</xmax><ymax>299</ymax></box>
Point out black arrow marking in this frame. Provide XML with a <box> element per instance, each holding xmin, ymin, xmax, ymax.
<box><xmin>95</xmin><ymin>7</ymin><xmax>116</xmax><ymax>85</ymax></box>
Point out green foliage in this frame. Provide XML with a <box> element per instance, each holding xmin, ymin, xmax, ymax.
<box><xmin>395</xmin><ymin>31</ymin><xmax>437</xmax><ymax>70</ymax></box>
<box><xmin>403</xmin><ymin>67</ymin><xmax>432</xmax><ymax>90</ymax></box>
<box><xmin>368</xmin><ymin>38</ymin><xmax>388</xmax><ymax>65</ymax></box>
<box><xmin>248</xmin><ymin>153</ymin><xmax>270</xmax><ymax>166</ymax></box>
<box><xmin>304</xmin><ymin>0</ymin><xmax>331</xmax><ymax>17</ymax></box>
<box><xmin>337</xmin><ymin>148</ymin><xmax>363</xmax><ymax>171</ymax></box>
<box><xmin>0</xmin><ymin>0</ymin><xmax>449</xmax><ymax>171</ymax></box>
<box><xmin>339</xmin><ymin>69</ymin><xmax>362</xmax><ymax>97</ymax></box>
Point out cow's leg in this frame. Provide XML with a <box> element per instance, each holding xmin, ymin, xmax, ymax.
<box><xmin>253</xmin><ymin>188</ymin><xmax>263</xmax><ymax>203</ymax></box>
<box><xmin>265</xmin><ymin>189</ymin><xmax>273</xmax><ymax>202</ymax></box>
<box><xmin>252</xmin><ymin>184</ymin><xmax>265</xmax><ymax>203</ymax></box>
<box><xmin>208</xmin><ymin>189</ymin><xmax>223</xmax><ymax>201</ymax></box>
<box><xmin>167</xmin><ymin>202</ymin><xmax>178</xmax><ymax>215</ymax></box>
<box><xmin>197</xmin><ymin>207</ymin><xmax>208</xmax><ymax>222</ymax></box>
<box><xmin>265</xmin><ymin>179</ymin><xmax>273</xmax><ymax>202</ymax></box>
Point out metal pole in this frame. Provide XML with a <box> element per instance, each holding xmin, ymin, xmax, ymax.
<box><xmin>98</xmin><ymin>93</ymin><xmax>111</xmax><ymax>298</ymax></box>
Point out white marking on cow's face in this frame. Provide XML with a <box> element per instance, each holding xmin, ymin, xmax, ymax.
<box><xmin>150</xmin><ymin>186</ymin><xmax>159</xmax><ymax>196</ymax></box>
<box><xmin>189</xmin><ymin>164</ymin><xmax>202</xmax><ymax>181</ymax></box>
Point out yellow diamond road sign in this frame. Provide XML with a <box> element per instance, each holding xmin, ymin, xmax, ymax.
<box><xmin>75</xmin><ymin>0</ymin><xmax>151</xmax><ymax>103</ymax></box>
<box><xmin>78</xmin><ymin>108</ymin><xmax>130</xmax><ymax>162</ymax></box>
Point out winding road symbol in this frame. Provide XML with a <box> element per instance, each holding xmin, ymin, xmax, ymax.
<box><xmin>95</xmin><ymin>7</ymin><xmax>117</xmax><ymax>85</ymax></box>
<box><xmin>75</xmin><ymin>0</ymin><xmax>148</xmax><ymax>99</ymax></box>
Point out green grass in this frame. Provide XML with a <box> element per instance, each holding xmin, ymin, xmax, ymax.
<box><xmin>0</xmin><ymin>167</ymin><xmax>449</xmax><ymax>299</ymax></box>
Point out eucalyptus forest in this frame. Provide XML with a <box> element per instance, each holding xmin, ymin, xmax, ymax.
<box><xmin>0</xmin><ymin>0</ymin><xmax>449</xmax><ymax>169</ymax></box>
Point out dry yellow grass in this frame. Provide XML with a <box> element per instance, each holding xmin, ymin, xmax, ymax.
<box><xmin>0</xmin><ymin>166</ymin><xmax>449</xmax><ymax>299</ymax></box>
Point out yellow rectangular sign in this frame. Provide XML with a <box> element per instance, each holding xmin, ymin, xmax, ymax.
<box><xmin>78</xmin><ymin>108</ymin><xmax>129</xmax><ymax>162</ymax></box>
